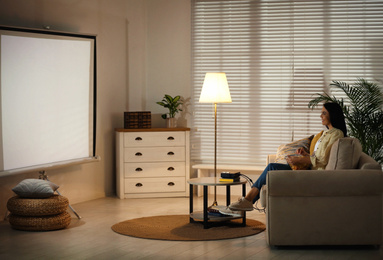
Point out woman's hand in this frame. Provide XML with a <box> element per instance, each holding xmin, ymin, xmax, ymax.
<box><xmin>286</xmin><ymin>155</ymin><xmax>301</xmax><ymax>165</ymax></box>
<box><xmin>296</xmin><ymin>147</ymin><xmax>309</xmax><ymax>156</ymax></box>
<box><xmin>286</xmin><ymin>154</ymin><xmax>312</xmax><ymax>168</ymax></box>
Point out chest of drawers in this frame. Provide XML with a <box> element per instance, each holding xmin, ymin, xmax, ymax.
<box><xmin>116</xmin><ymin>128</ymin><xmax>190</xmax><ymax>198</ymax></box>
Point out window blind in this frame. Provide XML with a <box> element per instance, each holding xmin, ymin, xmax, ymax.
<box><xmin>191</xmin><ymin>0</ymin><xmax>383</xmax><ymax>166</ymax></box>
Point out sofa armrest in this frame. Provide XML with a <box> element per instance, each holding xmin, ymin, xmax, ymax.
<box><xmin>267</xmin><ymin>154</ymin><xmax>276</xmax><ymax>165</ymax></box>
<box><xmin>267</xmin><ymin>169</ymin><xmax>382</xmax><ymax>196</ymax></box>
<box><xmin>358</xmin><ymin>152</ymin><xmax>382</xmax><ymax>170</ymax></box>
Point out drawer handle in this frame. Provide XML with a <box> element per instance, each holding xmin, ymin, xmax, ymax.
<box><xmin>135</xmin><ymin>183</ymin><xmax>143</xmax><ymax>187</ymax></box>
<box><xmin>167</xmin><ymin>167</ymin><xmax>175</xmax><ymax>171</ymax></box>
<box><xmin>167</xmin><ymin>136</ymin><xmax>175</xmax><ymax>140</ymax></box>
<box><xmin>135</xmin><ymin>137</ymin><xmax>143</xmax><ymax>141</ymax></box>
<box><xmin>135</xmin><ymin>152</ymin><xmax>143</xmax><ymax>156</ymax></box>
<box><xmin>168</xmin><ymin>182</ymin><xmax>175</xmax><ymax>186</ymax></box>
<box><xmin>135</xmin><ymin>168</ymin><xmax>143</xmax><ymax>172</ymax></box>
<box><xmin>167</xmin><ymin>152</ymin><xmax>174</xmax><ymax>156</ymax></box>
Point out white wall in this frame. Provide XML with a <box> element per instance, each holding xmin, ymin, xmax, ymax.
<box><xmin>0</xmin><ymin>0</ymin><xmax>191</xmax><ymax>217</ymax></box>
<box><xmin>145</xmin><ymin>0</ymin><xmax>191</xmax><ymax>128</ymax></box>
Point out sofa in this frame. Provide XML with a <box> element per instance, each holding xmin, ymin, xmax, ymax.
<box><xmin>261</xmin><ymin>137</ymin><xmax>383</xmax><ymax>246</ymax></box>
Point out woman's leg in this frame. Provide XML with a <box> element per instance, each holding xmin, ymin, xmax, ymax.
<box><xmin>229</xmin><ymin>163</ymin><xmax>291</xmax><ymax>210</ymax></box>
<box><xmin>248</xmin><ymin>163</ymin><xmax>291</xmax><ymax>203</ymax></box>
<box><xmin>244</xmin><ymin>187</ymin><xmax>260</xmax><ymax>203</ymax></box>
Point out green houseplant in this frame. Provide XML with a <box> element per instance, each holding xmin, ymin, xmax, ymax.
<box><xmin>156</xmin><ymin>94</ymin><xmax>183</xmax><ymax>127</ymax></box>
<box><xmin>308</xmin><ymin>78</ymin><xmax>383</xmax><ymax>164</ymax></box>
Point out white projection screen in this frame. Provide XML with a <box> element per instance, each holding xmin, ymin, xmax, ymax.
<box><xmin>0</xmin><ymin>26</ymin><xmax>97</xmax><ymax>176</ymax></box>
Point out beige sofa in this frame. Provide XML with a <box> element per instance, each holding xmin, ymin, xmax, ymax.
<box><xmin>261</xmin><ymin>137</ymin><xmax>383</xmax><ymax>246</ymax></box>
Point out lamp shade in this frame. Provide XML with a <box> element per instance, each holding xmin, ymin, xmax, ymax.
<box><xmin>199</xmin><ymin>72</ymin><xmax>232</xmax><ymax>103</ymax></box>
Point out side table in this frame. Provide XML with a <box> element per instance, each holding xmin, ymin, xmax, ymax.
<box><xmin>188</xmin><ymin>177</ymin><xmax>247</xmax><ymax>229</ymax></box>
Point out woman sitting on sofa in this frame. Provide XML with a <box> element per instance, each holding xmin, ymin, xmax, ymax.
<box><xmin>227</xmin><ymin>102</ymin><xmax>347</xmax><ymax>212</ymax></box>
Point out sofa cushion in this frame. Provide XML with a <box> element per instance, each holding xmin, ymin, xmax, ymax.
<box><xmin>274</xmin><ymin>135</ymin><xmax>314</xmax><ymax>165</ymax></box>
<box><xmin>325</xmin><ymin>137</ymin><xmax>362</xmax><ymax>170</ymax></box>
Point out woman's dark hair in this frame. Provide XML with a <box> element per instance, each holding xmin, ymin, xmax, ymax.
<box><xmin>323</xmin><ymin>102</ymin><xmax>347</xmax><ymax>137</ymax></box>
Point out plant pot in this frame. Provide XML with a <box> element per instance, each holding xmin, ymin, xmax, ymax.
<box><xmin>166</xmin><ymin>118</ymin><xmax>176</xmax><ymax>128</ymax></box>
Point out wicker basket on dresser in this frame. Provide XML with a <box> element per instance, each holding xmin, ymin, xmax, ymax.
<box><xmin>116</xmin><ymin>128</ymin><xmax>190</xmax><ymax>199</ymax></box>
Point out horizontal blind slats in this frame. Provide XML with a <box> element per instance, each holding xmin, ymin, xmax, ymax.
<box><xmin>192</xmin><ymin>0</ymin><xmax>383</xmax><ymax>166</ymax></box>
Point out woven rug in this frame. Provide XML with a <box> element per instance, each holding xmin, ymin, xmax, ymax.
<box><xmin>111</xmin><ymin>214</ymin><xmax>266</xmax><ymax>241</ymax></box>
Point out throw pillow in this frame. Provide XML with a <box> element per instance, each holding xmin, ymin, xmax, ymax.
<box><xmin>325</xmin><ymin>137</ymin><xmax>362</xmax><ymax>170</ymax></box>
<box><xmin>274</xmin><ymin>135</ymin><xmax>314</xmax><ymax>165</ymax></box>
<box><xmin>12</xmin><ymin>179</ymin><xmax>59</xmax><ymax>198</ymax></box>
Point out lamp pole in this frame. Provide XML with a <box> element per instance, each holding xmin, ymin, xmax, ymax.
<box><xmin>212</xmin><ymin>102</ymin><xmax>218</xmax><ymax>206</ymax></box>
<box><xmin>199</xmin><ymin>72</ymin><xmax>232</xmax><ymax>208</ymax></box>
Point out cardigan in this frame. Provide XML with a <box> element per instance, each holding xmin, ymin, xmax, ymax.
<box><xmin>310</xmin><ymin>128</ymin><xmax>344</xmax><ymax>170</ymax></box>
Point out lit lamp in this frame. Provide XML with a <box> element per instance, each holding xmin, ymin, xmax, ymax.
<box><xmin>199</xmin><ymin>72</ymin><xmax>232</xmax><ymax>206</ymax></box>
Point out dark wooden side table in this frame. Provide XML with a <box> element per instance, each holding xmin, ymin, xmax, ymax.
<box><xmin>187</xmin><ymin>177</ymin><xmax>247</xmax><ymax>229</ymax></box>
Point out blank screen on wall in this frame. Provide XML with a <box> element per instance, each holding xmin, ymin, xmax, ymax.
<box><xmin>0</xmin><ymin>26</ymin><xmax>96</xmax><ymax>175</ymax></box>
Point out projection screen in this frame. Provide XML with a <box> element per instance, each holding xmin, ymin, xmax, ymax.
<box><xmin>0</xmin><ymin>26</ymin><xmax>97</xmax><ymax>176</ymax></box>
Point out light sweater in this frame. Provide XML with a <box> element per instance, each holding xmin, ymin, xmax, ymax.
<box><xmin>310</xmin><ymin>128</ymin><xmax>344</xmax><ymax>170</ymax></box>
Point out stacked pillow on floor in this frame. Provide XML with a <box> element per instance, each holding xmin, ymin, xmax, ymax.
<box><xmin>7</xmin><ymin>179</ymin><xmax>71</xmax><ymax>231</ymax></box>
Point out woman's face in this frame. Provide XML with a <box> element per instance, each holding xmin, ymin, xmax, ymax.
<box><xmin>321</xmin><ymin>106</ymin><xmax>333</xmax><ymax>128</ymax></box>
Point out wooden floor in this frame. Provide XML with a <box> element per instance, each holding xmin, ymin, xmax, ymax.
<box><xmin>1</xmin><ymin>195</ymin><xmax>382</xmax><ymax>260</ymax></box>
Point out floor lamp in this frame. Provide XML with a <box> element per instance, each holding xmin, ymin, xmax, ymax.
<box><xmin>199</xmin><ymin>72</ymin><xmax>232</xmax><ymax>206</ymax></box>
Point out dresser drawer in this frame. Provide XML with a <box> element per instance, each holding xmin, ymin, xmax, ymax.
<box><xmin>124</xmin><ymin>162</ymin><xmax>185</xmax><ymax>178</ymax></box>
<box><xmin>124</xmin><ymin>147</ymin><xmax>185</xmax><ymax>162</ymax></box>
<box><xmin>125</xmin><ymin>177</ymin><xmax>186</xmax><ymax>193</ymax></box>
<box><xmin>124</xmin><ymin>132</ymin><xmax>185</xmax><ymax>147</ymax></box>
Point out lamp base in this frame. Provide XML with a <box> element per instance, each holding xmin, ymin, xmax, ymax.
<box><xmin>209</xmin><ymin>201</ymin><xmax>218</xmax><ymax>208</ymax></box>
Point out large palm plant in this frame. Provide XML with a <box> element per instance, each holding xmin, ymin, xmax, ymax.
<box><xmin>308</xmin><ymin>78</ymin><xmax>383</xmax><ymax>164</ymax></box>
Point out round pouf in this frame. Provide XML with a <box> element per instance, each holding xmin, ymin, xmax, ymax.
<box><xmin>7</xmin><ymin>195</ymin><xmax>69</xmax><ymax>216</ymax></box>
<box><xmin>7</xmin><ymin>195</ymin><xmax>71</xmax><ymax>231</ymax></box>
<box><xmin>9</xmin><ymin>212</ymin><xmax>71</xmax><ymax>231</ymax></box>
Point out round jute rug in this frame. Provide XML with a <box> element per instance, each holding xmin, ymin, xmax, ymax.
<box><xmin>111</xmin><ymin>214</ymin><xmax>266</xmax><ymax>241</ymax></box>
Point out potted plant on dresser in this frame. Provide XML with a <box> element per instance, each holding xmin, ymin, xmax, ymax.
<box><xmin>156</xmin><ymin>94</ymin><xmax>183</xmax><ymax>128</ymax></box>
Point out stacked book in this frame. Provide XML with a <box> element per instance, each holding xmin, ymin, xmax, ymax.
<box><xmin>207</xmin><ymin>206</ymin><xmax>224</xmax><ymax>217</ymax></box>
<box><xmin>124</xmin><ymin>111</ymin><xmax>151</xmax><ymax>129</ymax></box>
<box><xmin>207</xmin><ymin>205</ymin><xmax>242</xmax><ymax>218</ymax></box>
<box><xmin>219</xmin><ymin>172</ymin><xmax>241</xmax><ymax>182</ymax></box>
